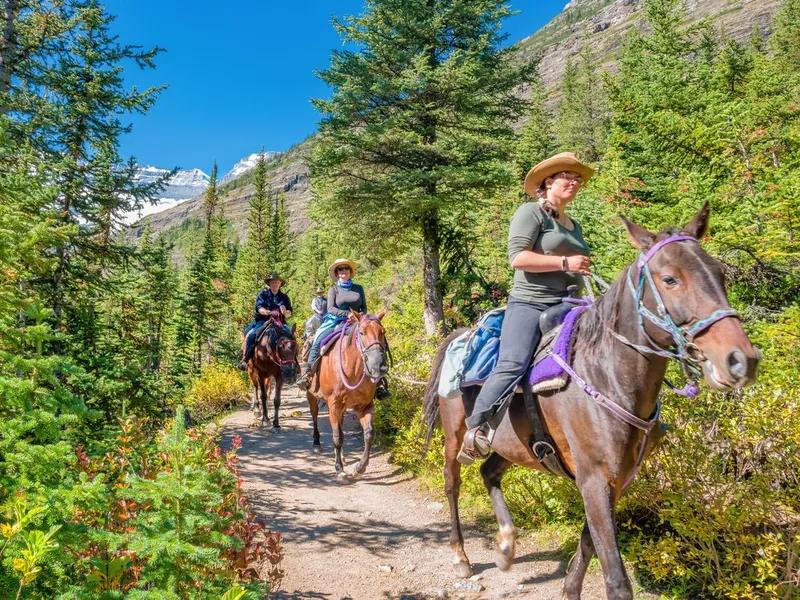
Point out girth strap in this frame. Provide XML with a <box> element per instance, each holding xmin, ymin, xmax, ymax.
<box><xmin>520</xmin><ymin>377</ymin><xmax>574</xmax><ymax>480</ymax></box>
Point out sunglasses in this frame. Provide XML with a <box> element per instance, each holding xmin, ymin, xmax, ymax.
<box><xmin>336</xmin><ymin>266</ymin><xmax>351</xmax><ymax>272</ymax></box>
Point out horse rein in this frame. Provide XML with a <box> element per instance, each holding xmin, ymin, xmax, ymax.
<box><xmin>338</xmin><ymin>315</ymin><xmax>388</xmax><ymax>390</ymax></box>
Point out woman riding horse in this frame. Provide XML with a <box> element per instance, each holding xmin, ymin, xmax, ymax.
<box><xmin>460</xmin><ymin>152</ymin><xmax>594</xmax><ymax>464</ymax></box>
<box><xmin>238</xmin><ymin>272</ymin><xmax>293</xmax><ymax>370</ymax></box>
<box><xmin>298</xmin><ymin>259</ymin><xmax>364</xmax><ymax>385</ymax></box>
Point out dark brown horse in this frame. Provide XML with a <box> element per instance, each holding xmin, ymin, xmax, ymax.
<box><xmin>423</xmin><ymin>205</ymin><xmax>760</xmax><ymax>599</ymax></box>
<box><xmin>306</xmin><ymin>310</ymin><xmax>388</xmax><ymax>480</ymax></box>
<box><xmin>248</xmin><ymin>313</ymin><xmax>299</xmax><ymax>430</ymax></box>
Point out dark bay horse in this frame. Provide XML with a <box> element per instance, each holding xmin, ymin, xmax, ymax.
<box><xmin>423</xmin><ymin>205</ymin><xmax>759</xmax><ymax>600</ymax></box>
<box><xmin>248</xmin><ymin>313</ymin><xmax>299</xmax><ymax>430</ymax></box>
<box><xmin>305</xmin><ymin>310</ymin><xmax>389</xmax><ymax>480</ymax></box>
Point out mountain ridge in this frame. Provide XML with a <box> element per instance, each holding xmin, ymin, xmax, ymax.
<box><xmin>128</xmin><ymin>0</ymin><xmax>783</xmax><ymax>244</ymax></box>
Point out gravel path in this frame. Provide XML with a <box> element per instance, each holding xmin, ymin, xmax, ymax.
<box><xmin>223</xmin><ymin>388</ymin><xmax>657</xmax><ymax>600</ymax></box>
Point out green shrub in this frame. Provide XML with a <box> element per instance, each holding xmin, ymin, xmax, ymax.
<box><xmin>185</xmin><ymin>362</ymin><xmax>248</xmax><ymax>422</ymax></box>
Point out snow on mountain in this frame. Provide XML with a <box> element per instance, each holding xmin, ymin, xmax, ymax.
<box><xmin>219</xmin><ymin>151</ymin><xmax>280</xmax><ymax>185</ymax></box>
<box><xmin>135</xmin><ymin>166</ymin><xmax>210</xmax><ymax>200</ymax></box>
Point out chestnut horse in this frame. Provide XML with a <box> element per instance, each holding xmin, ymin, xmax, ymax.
<box><xmin>305</xmin><ymin>310</ymin><xmax>389</xmax><ymax>480</ymax></box>
<box><xmin>248</xmin><ymin>313</ymin><xmax>299</xmax><ymax>429</ymax></box>
<box><xmin>423</xmin><ymin>205</ymin><xmax>760</xmax><ymax>599</ymax></box>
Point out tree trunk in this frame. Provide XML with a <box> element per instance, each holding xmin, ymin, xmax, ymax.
<box><xmin>421</xmin><ymin>209</ymin><xmax>446</xmax><ymax>336</ymax></box>
<box><xmin>0</xmin><ymin>0</ymin><xmax>19</xmax><ymax>107</ymax></box>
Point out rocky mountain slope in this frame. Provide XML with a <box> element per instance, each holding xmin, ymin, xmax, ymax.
<box><xmin>129</xmin><ymin>0</ymin><xmax>783</xmax><ymax>243</ymax></box>
<box><xmin>128</xmin><ymin>141</ymin><xmax>310</xmax><ymax>241</ymax></box>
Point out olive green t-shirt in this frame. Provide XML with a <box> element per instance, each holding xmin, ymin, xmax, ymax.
<box><xmin>507</xmin><ymin>202</ymin><xmax>590</xmax><ymax>305</ymax></box>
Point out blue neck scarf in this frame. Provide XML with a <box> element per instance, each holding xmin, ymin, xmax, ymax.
<box><xmin>337</xmin><ymin>280</ymin><xmax>353</xmax><ymax>290</ymax></box>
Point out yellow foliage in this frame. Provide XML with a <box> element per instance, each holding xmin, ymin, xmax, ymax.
<box><xmin>184</xmin><ymin>361</ymin><xmax>248</xmax><ymax>421</ymax></box>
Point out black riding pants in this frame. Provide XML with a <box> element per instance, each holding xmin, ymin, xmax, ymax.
<box><xmin>465</xmin><ymin>297</ymin><xmax>549</xmax><ymax>430</ymax></box>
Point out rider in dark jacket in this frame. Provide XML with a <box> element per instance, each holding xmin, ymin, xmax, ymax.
<box><xmin>238</xmin><ymin>272</ymin><xmax>293</xmax><ymax>369</ymax></box>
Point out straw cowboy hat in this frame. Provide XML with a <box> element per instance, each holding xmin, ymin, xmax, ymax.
<box><xmin>264</xmin><ymin>272</ymin><xmax>285</xmax><ymax>286</ymax></box>
<box><xmin>523</xmin><ymin>152</ymin><xmax>595</xmax><ymax>197</ymax></box>
<box><xmin>328</xmin><ymin>258</ymin><xmax>357</xmax><ymax>281</ymax></box>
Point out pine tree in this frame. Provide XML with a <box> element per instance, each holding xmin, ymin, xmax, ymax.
<box><xmin>231</xmin><ymin>152</ymin><xmax>273</xmax><ymax>325</ymax></box>
<box><xmin>554</xmin><ymin>46</ymin><xmax>607</xmax><ymax>163</ymax></box>
<box><xmin>516</xmin><ymin>63</ymin><xmax>555</xmax><ymax>182</ymax></box>
<box><xmin>311</xmin><ymin>0</ymin><xmax>536</xmax><ymax>334</ymax></box>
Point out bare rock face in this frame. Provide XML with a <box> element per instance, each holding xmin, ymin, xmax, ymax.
<box><xmin>518</xmin><ymin>0</ymin><xmax>783</xmax><ymax>97</ymax></box>
<box><xmin>131</xmin><ymin>0</ymin><xmax>783</xmax><ymax>243</ymax></box>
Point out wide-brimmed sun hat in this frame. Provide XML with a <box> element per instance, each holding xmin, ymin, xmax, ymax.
<box><xmin>264</xmin><ymin>272</ymin><xmax>285</xmax><ymax>286</ymax></box>
<box><xmin>523</xmin><ymin>152</ymin><xmax>595</xmax><ymax>197</ymax></box>
<box><xmin>328</xmin><ymin>258</ymin><xmax>357</xmax><ymax>282</ymax></box>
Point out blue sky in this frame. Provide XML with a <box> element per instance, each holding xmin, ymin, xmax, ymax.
<box><xmin>109</xmin><ymin>1</ymin><xmax>566</xmax><ymax>176</ymax></box>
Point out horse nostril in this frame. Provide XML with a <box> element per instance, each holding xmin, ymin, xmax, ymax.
<box><xmin>726</xmin><ymin>350</ymin><xmax>748</xmax><ymax>380</ymax></box>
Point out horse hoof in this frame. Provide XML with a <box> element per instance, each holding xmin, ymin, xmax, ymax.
<box><xmin>272</xmin><ymin>425</ymin><xmax>281</xmax><ymax>432</ymax></box>
<box><xmin>494</xmin><ymin>549</ymin><xmax>514</xmax><ymax>572</ymax></box>
<box><xmin>345</xmin><ymin>463</ymin><xmax>362</xmax><ymax>478</ymax></box>
<box><xmin>312</xmin><ymin>445</ymin><xmax>322</xmax><ymax>454</ymax></box>
<box><xmin>335</xmin><ymin>471</ymin><xmax>350</xmax><ymax>483</ymax></box>
<box><xmin>454</xmin><ymin>561</ymin><xmax>472</xmax><ymax>579</ymax></box>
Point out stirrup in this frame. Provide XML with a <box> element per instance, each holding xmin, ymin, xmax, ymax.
<box><xmin>297</xmin><ymin>375</ymin><xmax>311</xmax><ymax>391</ymax></box>
<box><xmin>457</xmin><ymin>426</ymin><xmax>493</xmax><ymax>466</ymax></box>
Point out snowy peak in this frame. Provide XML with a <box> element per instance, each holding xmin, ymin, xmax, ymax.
<box><xmin>219</xmin><ymin>151</ymin><xmax>280</xmax><ymax>185</ymax></box>
<box><xmin>135</xmin><ymin>165</ymin><xmax>210</xmax><ymax>200</ymax></box>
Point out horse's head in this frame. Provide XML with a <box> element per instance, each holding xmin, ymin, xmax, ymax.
<box><xmin>621</xmin><ymin>202</ymin><xmax>760</xmax><ymax>390</ymax></box>
<box><xmin>276</xmin><ymin>323</ymin><xmax>299</xmax><ymax>384</ymax></box>
<box><xmin>351</xmin><ymin>309</ymin><xmax>389</xmax><ymax>381</ymax></box>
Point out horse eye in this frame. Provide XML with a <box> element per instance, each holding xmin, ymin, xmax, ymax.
<box><xmin>661</xmin><ymin>276</ymin><xmax>678</xmax><ymax>287</ymax></box>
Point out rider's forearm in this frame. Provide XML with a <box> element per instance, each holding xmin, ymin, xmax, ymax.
<box><xmin>510</xmin><ymin>250</ymin><xmax>564</xmax><ymax>273</ymax></box>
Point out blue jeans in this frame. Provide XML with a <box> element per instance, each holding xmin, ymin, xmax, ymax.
<box><xmin>465</xmin><ymin>297</ymin><xmax>549</xmax><ymax>429</ymax></box>
<box><xmin>306</xmin><ymin>315</ymin><xmax>345</xmax><ymax>367</ymax></box>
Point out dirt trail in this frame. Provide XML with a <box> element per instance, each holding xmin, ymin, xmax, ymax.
<box><xmin>223</xmin><ymin>388</ymin><xmax>655</xmax><ymax>600</ymax></box>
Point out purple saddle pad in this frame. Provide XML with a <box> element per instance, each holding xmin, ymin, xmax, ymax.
<box><xmin>319</xmin><ymin>323</ymin><xmax>351</xmax><ymax>349</ymax></box>
<box><xmin>528</xmin><ymin>305</ymin><xmax>589</xmax><ymax>386</ymax></box>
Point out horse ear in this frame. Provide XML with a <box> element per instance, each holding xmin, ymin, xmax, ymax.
<box><xmin>621</xmin><ymin>215</ymin><xmax>656</xmax><ymax>250</ymax></box>
<box><xmin>290</xmin><ymin>323</ymin><xmax>297</xmax><ymax>335</ymax></box>
<box><xmin>350</xmin><ymin>309</ymin><xmax>362</xmax><ymax>321</ymax></box>
<box><xmin>682</xmin><ymin>201</ymin><xmax>710</xmax><ymax>240</ymax></box>
<box><xmin>376</xmin><ymin>308</ymin><xmax>387</xmax><ymax>321</ymax></box>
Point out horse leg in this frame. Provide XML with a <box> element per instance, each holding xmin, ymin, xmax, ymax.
<box><xmin>308</xmin><ymin>392</ymin><xmax>322</xmax><ymax>453</ymax></box>
<box><xmin>563</xmin><ymin>520</ymin><xmax>596</xmax><ymax>600</ymax></box>
<box><xmin>578</xmin><ymin>475</ymin><xmax>632</xmax><ymax>600</ymax></box>
<box><xmin>345</xmin><ymin>403</ymin><xmax>374</xmax><ymax>477</ymax></box>
<box><xmin>252</xmin><ymin>383</ymin><xmax>260</xmax><ymax>418</ymax></box>
<box><xmin>272</xmin><ymin>378</ymin><xmax>282</xmax><ymax>430</ymax></box>
<box><xmin>445</xmin><ymin>425</ymin><xmax>472</xmax><ymax>579</ymax></box>
<box><xmin>260</xmin><ymin>378</ymin><xmax>269</xmax><ymax>427</ymax></box>
<box><xmin>480</xmin><ymin>452</ymin><xmax>516</xmax><ymax>572</ymax></box>
<box><xmin>328</xmin><ymin>401</ymin><xmax>346</xmax><ymax>478</ymax></box>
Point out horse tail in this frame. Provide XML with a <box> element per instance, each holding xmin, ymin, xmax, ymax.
<box><xmin>422</xmin><ymin>327</ymin><xmax>469</xmax><ymax>456</ymax></box>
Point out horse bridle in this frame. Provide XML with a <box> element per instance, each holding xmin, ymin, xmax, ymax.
<box><xmin>266</xmin><ymin>315</ymin><xmax>298</xmax><ymax>369</ymax></box>
<box><xmin>338</xmin><ymin>315</ymin><xmax>389</xmax><ymax>390</ymax></box>
<box><xmin>552</xmin><ymin>235</ymin><xmax>741</xmax><ymax>488</ymax></box>
<box><xmin>611</xmin><ymin>235</ymin><xmax>740</xmax><ymax>393</ymax></box>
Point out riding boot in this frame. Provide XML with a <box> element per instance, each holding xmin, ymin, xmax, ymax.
<box><xmin>375</xmin><ymin>376</ymin><xmax>390</xmax><ymax>400</ymax></box>
<box><xmin>297</xmin><ymin>357</ymin><xmax>320</xmax><ymax>391</ymax></box>
<box><xmin>457</xmin><ymin>423</ymin><xmax>492</xmax><ymax>466</ymax></box>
